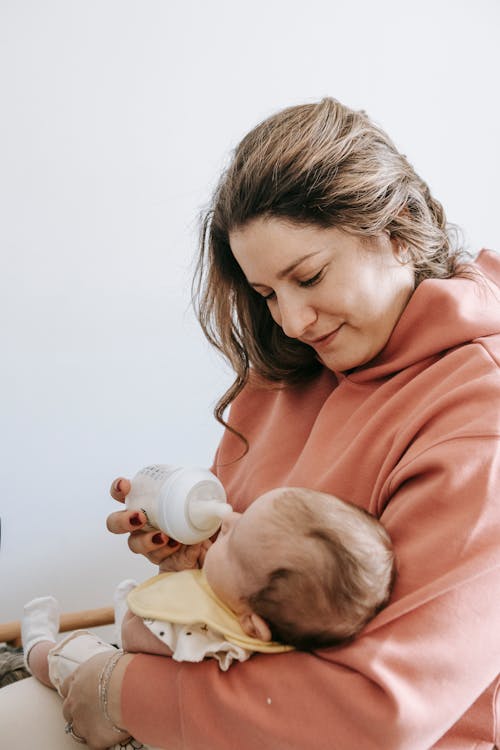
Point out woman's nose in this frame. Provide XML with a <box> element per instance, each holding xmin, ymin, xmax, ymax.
<box><xmin>276</xmin><ymin>296</ymin><xmax>317</xmax><ymax>339</ymax></box>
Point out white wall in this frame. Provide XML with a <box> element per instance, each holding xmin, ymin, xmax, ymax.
<box><xmin>1</xmin><ymin>0</ymin><xmax>499</xmax><ymax>635</ymax></box>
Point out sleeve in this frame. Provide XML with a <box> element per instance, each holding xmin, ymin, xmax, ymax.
<box><xmin>120</xmin><ymin>433</ymin><xmax>500</xmax><ymax>750</ymax></box>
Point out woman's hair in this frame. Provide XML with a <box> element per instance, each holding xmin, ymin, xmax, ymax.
<box><xmin>246</xmin><ymin>488</ymin><xmax>395</xmax><ymax>650</ymax></box>
<box><xmin>193</xmin><ymin>97</ymin><xmax>468</xmax><ymax>438</ymax></box>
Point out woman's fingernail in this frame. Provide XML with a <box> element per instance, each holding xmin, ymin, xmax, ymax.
<box><xmin>130</xmin><ymin>513</ymin><xmax>142</xmax><ymax>527</ymax></box>
<box><xmin>152</xmin><ymin>533</ymin><xmax>164</xmax><ymax>545</ymax></box>
<box><xmin>167</xmin><ymin>538</ymin><xmax>180</xmax><ymax>548</ymax></box>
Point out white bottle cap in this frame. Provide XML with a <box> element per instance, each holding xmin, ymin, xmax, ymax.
<box><xmin>157</xmin><ymin>467</ymin><xmax>231</xmax><ymax>544</ymax></box>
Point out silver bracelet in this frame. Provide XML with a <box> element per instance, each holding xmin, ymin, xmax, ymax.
<box><xmin>98</xmin><ymin>648</ymin><xmax>127</xmax><ymax>734</ymax></box>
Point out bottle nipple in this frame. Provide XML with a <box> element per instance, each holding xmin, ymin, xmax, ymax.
<box><xmin>189</xmin><ymin>499</ymin><xmax>232</xmax><ymax>531</ymax></box>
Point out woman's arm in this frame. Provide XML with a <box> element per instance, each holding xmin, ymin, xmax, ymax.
<box><xmin>116</xmin><ymin>434</ymin><xmax>500</xmax><ymax>750</ymax></box>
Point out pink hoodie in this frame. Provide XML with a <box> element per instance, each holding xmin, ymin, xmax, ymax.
<box><xmin>122</xmin><ymin>251</ymin><xmax>500</xmax><ymax>750</ymax></box>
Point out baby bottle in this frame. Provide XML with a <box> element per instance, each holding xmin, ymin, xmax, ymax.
<box><xmin>125</xmin><ymin>464</ymin><xmax>231</xmax><ymax>545</ymax></box>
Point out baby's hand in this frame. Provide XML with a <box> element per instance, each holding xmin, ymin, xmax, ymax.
<box><xmin>158</xmin><ymin>539</ymin><xmax>212</xmax><ymax>572</ymax></box>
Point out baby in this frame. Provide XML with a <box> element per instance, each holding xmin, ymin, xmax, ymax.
<box><xmin>22</xmin><ymin>486</ymin><xmax>395</xmax><ymax>692</ymax></box>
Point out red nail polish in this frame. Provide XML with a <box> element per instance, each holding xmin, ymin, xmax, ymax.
<box><xmin>167</xmin><ymin>538</ymin><xmax>180</xmax><ymax>548</ymax></box>
<box><xmin>130</xmin><ymin>513</ymin><xmax>142</xmax><ymax>527</ymax></box>
<box><xmin>152</xmin><ymin>533</ymin><xmax>164</xmax><ymax>545</ymax></box>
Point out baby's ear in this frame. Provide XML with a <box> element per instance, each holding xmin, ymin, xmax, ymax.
<box><xmin>239</xmin><ymin>612</ymin><xmax>272</xmax><ymax>642</ymax></box>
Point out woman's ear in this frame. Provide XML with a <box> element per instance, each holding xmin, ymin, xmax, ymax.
<box><xmin>239</xmin><ymin>612</ymin><xmax>272</xmax><ymax>642</ymax></box>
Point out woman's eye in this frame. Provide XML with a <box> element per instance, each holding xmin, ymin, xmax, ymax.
<box><xmin>256</xmin><ymin>268</ymin><xmax>325</xmax><ymax>301</ymax></box>
<box><xmin>299</xmin><ymin>269</ymin><xmax>324</xmax><ymax>288</ymax></box>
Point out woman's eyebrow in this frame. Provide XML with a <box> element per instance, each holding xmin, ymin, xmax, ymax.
<box><xmin>249</xmin><ymin>251</ymin><xmax>324</xmax><ymax>287</ymax></box>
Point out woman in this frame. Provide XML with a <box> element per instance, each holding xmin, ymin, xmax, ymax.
<box><xmin>4</xmin><ymin>98</ymin><xmax>500</xmax><ymax>749</ymax></box>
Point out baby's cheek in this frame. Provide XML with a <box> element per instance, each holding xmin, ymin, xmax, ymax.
<box><xmin>203</xmin><ymin>548</ymin><xmax>218</xmax><ymax>587</ymax></box>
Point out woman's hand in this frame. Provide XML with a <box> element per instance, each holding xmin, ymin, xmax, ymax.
<box><xmin>60</xmin><ymin>651</ymin><xmax>134</xmax><ymax>750</ymax></box>
<box><xmin>107</xmin><ymin>477</ymin><xmax>212</xmax><ymax>571</ymax></box>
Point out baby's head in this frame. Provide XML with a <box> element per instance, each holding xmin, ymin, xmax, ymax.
<box><xmin>203</xmin><ymin>487</ymin><xmax>395</xmax><ymax>650</ymax></box>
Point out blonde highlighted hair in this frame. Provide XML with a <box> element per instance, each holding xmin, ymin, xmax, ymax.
<box><xmin>193</xmin><ymin>97</ymin><xmax>468</xmax><ymax>440</ymax></box>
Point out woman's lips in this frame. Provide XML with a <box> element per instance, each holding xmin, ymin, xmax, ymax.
<box><xmin>305</xmin><ymin>326</ymin><xmax>343</xmax><ymax>350</ymax></box>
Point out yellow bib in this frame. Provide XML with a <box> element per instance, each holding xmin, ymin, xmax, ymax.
<box><xmin>127</xmin><ymin>569</ymin><xmax>292</xmax><ymax>654</ymax></box>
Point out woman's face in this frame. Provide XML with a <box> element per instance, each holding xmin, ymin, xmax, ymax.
<box><xmin>229</xmin><ymin>217</ymin><xmax>415</xmax><ymax>372</ymax></box>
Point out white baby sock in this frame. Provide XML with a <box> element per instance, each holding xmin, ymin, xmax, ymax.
<box><xmin>113</xmin><ymin>578</ymin><xmax>138</xmax><ymax>647</ymax></box>
<box><xmin>21</xmin><ymin>595</ymin><xmax>60</xmax><ymax>670</ymax></box>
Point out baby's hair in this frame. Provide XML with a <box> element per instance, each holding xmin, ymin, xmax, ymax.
<box><xmin>247</xmin><ymin>488</ymin><xmax>395</xmax><ymax>650</ymax></box>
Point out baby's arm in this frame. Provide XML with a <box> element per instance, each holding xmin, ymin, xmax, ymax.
<box><xmin>27</xmin><ymin>641</ymin><xmax>55</xmax><ymax>687</ymax></box>
<box><xmin>121</xmin><ymin>609</ymin><xmax>173</xmax><ymax>656</ymax></box>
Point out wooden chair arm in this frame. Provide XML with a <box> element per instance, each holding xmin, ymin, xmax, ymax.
<box><xmin>0</xmin><ymin>607</ymin><xmax>115</xmax><ymax>648</ymax></box>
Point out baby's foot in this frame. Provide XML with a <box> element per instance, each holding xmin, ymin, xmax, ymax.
<box><xmin>21</xmin><ymin>595</ymin><xmax>60</xmax><ymax>670</ymax></box>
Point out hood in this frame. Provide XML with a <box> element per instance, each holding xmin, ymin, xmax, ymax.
<box><xmin>348</xmin><ymin>250</ymin><xmax>500</xmax><ymax>383</ymax></box>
